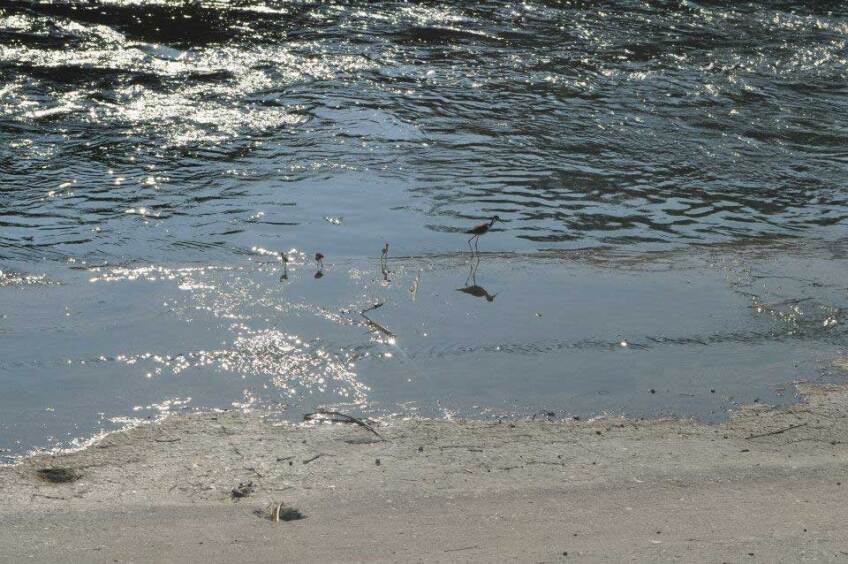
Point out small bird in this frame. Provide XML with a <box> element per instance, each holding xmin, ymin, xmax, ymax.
<box><xmin>465</xmin><ymin>215</ymin><xmax>500</xmax><ymax>253</ymax></box>
<box><xmin>380</xmin><ymin>243</ymin><xmax>390</xmax><ymax>281</ymax></box>
<box><xmin>279</xmin><ymin>251</ymin><xmax>288</xmax><ymax>281</ymax></box>
<box><xmin>314</xmin><ymin>252</ymin><xmax>324</xmax><ymax>278</ymax></box>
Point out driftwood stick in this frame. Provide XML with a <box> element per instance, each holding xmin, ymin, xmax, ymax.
<box><xmin>302</xmin><ymin>454</ymin><xmax>322</xmax><ymax>465</ymax></box>
<box><xmin>361</xmin><ymin>315</ymin><xmax>394</xmax><ymax>338</ymax></box>
<box><xmin>358</xmin><ymin>302</ymin><xmax>395</xmax><ymax>338</ymax></box>
<box><xmin>746</xmin><ymin>422</ymin><xmax>808</xmax><ymax>440</ymax></box>
<box><xmin>304</xmin><ymin>410</ymin><xmax>384</xmax><ymax>440</ymax></box>
<box><xmin>361</xmin><ymin>302</ymin><xmax>384</xmax><ymax>314</ymax></box>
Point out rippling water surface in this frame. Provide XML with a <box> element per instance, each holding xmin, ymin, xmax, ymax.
<box><xmin>1</xmin><ymin>1</ymin><xmax>847</xmax><ymax>458</ymax></box>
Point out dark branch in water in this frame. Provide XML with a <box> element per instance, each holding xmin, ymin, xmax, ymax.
<box><xmin>360</xmin><ymin>302</ymin><xmax>395</xmax><ymax>338</ymax></box>
<box><xmin>360</xmin><ymin>314</ymin><xmax>394</xmax><ymax>338</ymax></box>
<box><xmin>361</xmin><ymin>302</ymin><xmax>384</xmax><ymax>314</ymax></box>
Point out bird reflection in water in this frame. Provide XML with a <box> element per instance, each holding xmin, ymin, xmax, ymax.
<box><xmin>458</xmin><ymin>254</ymin><xmax>497</xmax><ymax>302</ymax></box>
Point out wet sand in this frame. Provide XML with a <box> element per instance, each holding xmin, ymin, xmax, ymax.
<box><xmin>2</xmin><ymin>383</ymin><xmax>848</xmax><ymax>562</ymax></box>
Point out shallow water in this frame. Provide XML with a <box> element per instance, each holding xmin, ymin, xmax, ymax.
<box><xmin>1</xmin><ymin>1</ymin><xmax>847</xmax><ymax>458</ymax></box>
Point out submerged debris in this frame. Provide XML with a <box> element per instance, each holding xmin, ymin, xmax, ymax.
<box><xmin>36</xmin><ymin>467</ymin><xmax>80</xmax><ymax>484</ymax></box>
<box><xmin>231</xmin><ymin>481</ymin><xmax>255</xmax><ymax>499</ymax></box>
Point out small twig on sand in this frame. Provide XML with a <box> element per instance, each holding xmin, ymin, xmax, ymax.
<box><xmin>746</xmin><ymin>422</ymin><xmax>808</xmax><ymax>440</ymax></box>
<box><xmin>445</xmin><ymin>545</ymin><xmax>479</xmax><ymax>553</ymax></box>
<box><xmin>153</xmin><ymin>437</ymin><xmax>181</xmax><ymax>443</ymax></box>
<box><xmin>303</xmin><ymin>409</ymin><xmax>384</xmax><ymax>440</ymax></box>
<box><xmin>302</xmin><ymin>454</ymin><xmax>322</xmax><ymax>465</ymax></box>
<box><xmin>31</xmin><ymin>493</ymin><xmax>68</xmax><ymax>501</ymax></box>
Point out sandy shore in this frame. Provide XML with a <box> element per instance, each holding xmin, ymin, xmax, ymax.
<box><xmin>2</xmin><ymin>384</ymin><xmax>848</xmax><ymax>563</ymax></box>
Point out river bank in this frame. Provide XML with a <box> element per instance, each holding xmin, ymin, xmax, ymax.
<box><xmin>2</xmin><ymin>383</ymin><xmax>847</xmax><ymax>562</ymax></box>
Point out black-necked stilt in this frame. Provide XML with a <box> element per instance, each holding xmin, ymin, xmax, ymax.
<box><xmin>465</xmin><ymin>215</ymin><xmax>500</xmax><ymax>253</ymax></box>
<box><xmin>279</xmin><ymin>251</ymin><xmax>288</xmax><ymax>281</ymax></box>
<box><xmin>380</xmin><ymin>243</ymin><xmax>390</xmax><ymax>281</ymax></box>
<box><xmin>314</xmin><ymin>252</ymin><xmax>324</xmax><ymax>279</ymax></box>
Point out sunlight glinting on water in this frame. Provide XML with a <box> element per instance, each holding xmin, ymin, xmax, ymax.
<box><xmin>87</xmin><ymin>263</ymin><xmax>371</xmax><ymax>411</ymax></box>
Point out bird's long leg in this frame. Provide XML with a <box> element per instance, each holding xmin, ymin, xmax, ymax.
<box><xmin>467</xmin><ymin>235</ymin><xmax>476</xmax><ymax>253</ymax></box>
<box><xmin>473</xmin><ymin>236</ymin><xmax>479</xmax><ymax>254</ymax></box>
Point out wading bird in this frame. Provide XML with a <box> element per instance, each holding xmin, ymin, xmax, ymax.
<box><xmin>314</xmin><ymin>252</ymin><xmax>324</xmax><ymax>279</ymax></box>
<box><xmin>465</xmin><ymin>215</ymin><xmax>500</xmax><ymax>253</ymax></box>
<box><xmin>380</xmin><ymin>243</ymin><xmax>390</xmax><ymax>282</ymax></box>
<box><xmin>279</xmin><ymin>251</ymin><xmax>288</xmax><ymax>281</ymax></box>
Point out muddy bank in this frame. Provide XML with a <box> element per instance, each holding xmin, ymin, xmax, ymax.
<box><xmin>2</xmin><ymin>384</ymin><xmax>848</xmax><ymax>562</ymax></box>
